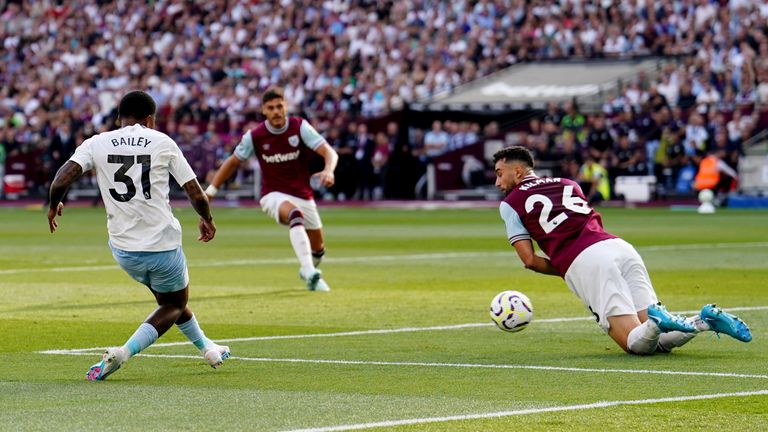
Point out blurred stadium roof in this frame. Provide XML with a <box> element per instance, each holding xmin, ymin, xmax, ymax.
<box><xmin>412</xmin><ymin>59</ymin><xmax>660</xmax><ymax>113</ymax></box>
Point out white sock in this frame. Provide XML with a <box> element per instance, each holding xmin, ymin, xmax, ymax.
<box><xmin>627</xmin><ymin>320</ymin><xmax>661</xmax><ymax>355</ymax></box>
<box><xmin>657</xmin><ymin>331</ymin><xmax>697</xmax><ymax>352</ymax></box>
<box><xmin>289</xmin><ymin>225</ymin><xmax>315</xmax><ymax>274</ymax></box>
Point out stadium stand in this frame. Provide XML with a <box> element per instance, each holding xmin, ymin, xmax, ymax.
<box><xmin>1</xmin><ymin>0</ymin><xmax>767</xmax><ymax>202</ymax></box>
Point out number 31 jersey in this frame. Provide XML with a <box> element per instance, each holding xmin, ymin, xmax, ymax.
<box><xmin>500</xmin><ymin>175</ymin><xmax>616</xmax><ymax>277</ymax></box>
<box><xmin>69</xmin><ymin>124</ymin><xmax>197</xmax><ymax>252</ymax></box>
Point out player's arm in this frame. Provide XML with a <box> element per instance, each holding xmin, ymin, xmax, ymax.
<box><xmin>301</xmin><ymin>119</ymin><xmax>337</xmax><ymax>187</ymax></box>
<box><xmin>48</xmin><ymin>161</ymin><xmax>83</xmax><ymax>233</ymax></box>
<box><xmin>205</xmin><ymin>155</ymin><xmax>243</xmax><ymax>197</ymax></box>
<box><xmin>182</xmin><ymin>178</ymin><xmax>216</xmax><ymax>242</ymax></box>
<box><xmin>314</xmin><ymin>142</ymin><xmax>338</xmax><ymax>187</ymax></box>
<box><xmin>206</xmin><ymin>131</ymin><xmax>253</xmax><ymax>198</ymax></box>
<box><xmin>512</xmin><ymin>239</ymin><xmax>560</xmax><ymax>276</ymax></box>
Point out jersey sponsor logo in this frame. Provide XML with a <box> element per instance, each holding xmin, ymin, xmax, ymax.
<box><xmin>261</xmin><ymin>149</ymin><xmax>300</xmax><ymax>164</ymax></box>
<box><xmin>288</xmin><ymin>135</ymin><xmax>299</xmax><ymax>147</ymax></box>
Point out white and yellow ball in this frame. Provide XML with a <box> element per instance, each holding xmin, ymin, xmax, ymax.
<box><xmin>490</xmin><ymin>290</ymin><xmax>534</xmax><ymax>332</ymax></box>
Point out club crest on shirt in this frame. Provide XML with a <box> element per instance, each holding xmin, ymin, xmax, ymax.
<box><xmin>288</xmin><ymin>135</ymin><xmax>299</xmax><ymax>147</ymax></box>
<box><xmin>262</xmin><ymin>143</ymin><xmax>270</xmax><ymax>150</ymax></box>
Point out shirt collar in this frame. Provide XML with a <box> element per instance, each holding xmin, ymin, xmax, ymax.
<box><xmin>265</xmin><ymin>120</ymin><xmax>288</xmax><ymax>135</ymax></box>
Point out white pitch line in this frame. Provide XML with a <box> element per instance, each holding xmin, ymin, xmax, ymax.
<box><xmin>38</xmin><ymin>305</ymin><xmax>768</xmax><ymax>354</ymax></box>
<box><xmin>278</xmin><ymin>390</ymin><xmax>768</xmax><ymax>432</ymax></box>
<box><xmin>1</xmin><ymin>252</ymin><xmax>498</xmax><ymax>275</ymax></box>
<box><xmin>35</xmin><ymin>351</ymin><xmax>768</xmax><ymax>380</ymax></box>
<box><xmin>3</xmin><ymin>241</ymin><xmax>768</xmax><ymax>275</ymax></box>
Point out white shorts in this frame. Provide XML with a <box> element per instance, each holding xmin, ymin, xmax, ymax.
<box><xmin>259</xmin><ymin>191</ymin><xmax>323</xmax><ymax>229</ymax></box>
<box><xmin>563</xmin><ymin>238</ymin><xmax>658</xmax><ymax>332</ymax></box>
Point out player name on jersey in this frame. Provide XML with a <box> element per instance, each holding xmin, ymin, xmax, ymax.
<box><xmin>111</xmin><ymin>137</ymin><xmax>152</xmax><ymax>147</ymax></box>
<box><xmin>518</xmin><ymin>177</ymin><xmax>562</xmax><ymax>191</ymax></box>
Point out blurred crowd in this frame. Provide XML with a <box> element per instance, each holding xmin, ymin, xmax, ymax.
<box><xmin>1</xmin><ymin>0</ymin><xmax>767</xmax><ymax>199</ymax></box>
<box><xmin>514</xmin><ymin>96</ymin><xmax>758</xmax><ymax>202</ymax></box>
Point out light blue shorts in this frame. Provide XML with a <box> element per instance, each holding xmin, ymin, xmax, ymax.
<box><xmin>109</xmin><ymin>243</ymin><xmax>189</xmax><ymax>293</ymax></box>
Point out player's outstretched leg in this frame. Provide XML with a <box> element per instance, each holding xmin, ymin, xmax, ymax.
<box><xmin>86</xmin><ymin>323</ymin><xmax>158</xmax><ymax>381</ymax></box>
<box><xmin>700</xmin><ymin>304</ymin><xmax>752</xmax><ymax>342</ymax></box>
<box><xmin>623</xmin><ymin>303</ymin><xmax>694</xmax><ymax>355</ymax></box>
<box><xmin>87</xmin><ymin>347</ymin><xmax>127</xmax><ymax>381</ymax></box>
<box><xmin>176</xmin><ymin>308</ymin><xmax>230</xmax><ymax>369</ymax></box>
<box><xmin>87</xmin><ymin>288</ymin><xmax>188</xmax><ymax>381</ymax></box>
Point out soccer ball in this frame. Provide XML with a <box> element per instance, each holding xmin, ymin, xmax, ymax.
<box><xmin>490</xmin><ymin>290</ymin><xmax>534</xmax><ymax>332</ymax></box>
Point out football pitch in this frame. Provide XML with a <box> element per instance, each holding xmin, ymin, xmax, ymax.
<box><xmin>1</xmin><ymin>204</ymin><xmax>767</xmax><ymax>431</ymax></box>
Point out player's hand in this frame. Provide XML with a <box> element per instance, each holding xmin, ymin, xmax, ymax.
<box><xmin>316</xmin><ymin>170</ymin><xmax>335</xmax><ymax>187</ymax></box>
<box><xmin>48</xmin><ymin>202</ymin><xmax>64</xmax><ymax>233</ymax></box>
<box><xmin>198</xmin><ymin>217</ymin><xmax>216</xmax><ymax>242</ymax></box>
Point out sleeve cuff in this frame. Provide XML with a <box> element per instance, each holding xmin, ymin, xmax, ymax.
<box><xmin>509</xmin><ymin>234</ymin><xmax>531</xmax><ymax>245</ymax></box>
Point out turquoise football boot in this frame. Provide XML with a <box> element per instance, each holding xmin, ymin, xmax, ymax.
<box><xmin>647</xmin><ymin>303</ymin><xmax>695</xmax><ymax>333</ymax></box>
<box><xmin>700</xmin><ymin>304</ymin><xmax>752</xmax><ymax>342</ymax></box>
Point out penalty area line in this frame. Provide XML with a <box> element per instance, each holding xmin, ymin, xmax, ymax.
<box><xmin>37</xmin><ymin>305</ymin><xmax>768</xmax><ymax>354</ymax></box>
<box><xmin>277</xmin><ymin>390</ymin><xmax>768</xmax><ymax>432</ymax></box>
<box><xmin>34</xmin><ymin>352</ymin><xmax>768</xmax><ymax>380</ymax></box>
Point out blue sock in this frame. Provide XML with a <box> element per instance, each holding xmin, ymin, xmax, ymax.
<box><xmin>176</xmin><ymin>314</ymin><xmax>213</xmax><ymax>351</ymax></box>
<box><xmin>122</xmin><ymin>323</ymin><xmax>159</xmax><ymax>357</ymax></box>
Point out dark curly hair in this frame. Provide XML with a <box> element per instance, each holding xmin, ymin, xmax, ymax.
<box><xmin>492</xmin><ymin>146</ymin><xmax>535</xmax><ymax>168</ymax></box>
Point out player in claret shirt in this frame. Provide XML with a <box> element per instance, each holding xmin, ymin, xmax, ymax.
<box><xmin>206</xmin><ymin>87</ymin><xmax>338</xmax><ymax>292</ymax></box>
<box><xmin>493</xmin><ymin>146</ymin><xmax>751</xmax><ymax>354</ymax></box>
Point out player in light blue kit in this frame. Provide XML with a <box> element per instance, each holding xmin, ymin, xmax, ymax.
<box><xmin>48</xmin><ymin>91</ymin><xmax>230</xmax><ymax>380</ymax></box>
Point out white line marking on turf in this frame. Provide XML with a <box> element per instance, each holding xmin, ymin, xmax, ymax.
<box><xmin>38</xmin><ymin>305</ymin><xmax>768</xmax><ymax>354</ymax></box>
<box><xmin>277</xmin><ymin>390</ymin><xmax>768</xmax><ymax>432</ymax></box>
<box><xmin>4</xmin><ymin>241</ymin><xmax>768</xmax><ymax>275</ymax></box>
<box><xmin>35</xmin><ymin>351</ymin><xmax>768</xmax><ymax>380</ymax></box>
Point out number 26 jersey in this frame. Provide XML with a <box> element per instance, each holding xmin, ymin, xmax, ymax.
<box><xmin>69</xmin><ymin>124</ymin><xmax>197</xmax><ymax>252</ymax></box>
<box><xmin>500</xmin><ymin>175</ymin><xmax>616</xmax><ymax>277</ymax></box>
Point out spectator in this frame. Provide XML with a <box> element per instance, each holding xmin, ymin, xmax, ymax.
<box><xmin>696</xmin><ymin>81</ymin><xmax>721</xmax><ymax>113</ymax></box>
<box><xmin>661</xmin><ymin>127</ymin><xmax>687</xmax><ymax>190</ymax></box>
<box><xmin>561</xmin><ymin>100</ymin><xmax>586</xmax><ymax>143</ymax></box>
<box><xmin>677</xmin><ymin>83</ymin><xmax>697</xmax><ymax>111</ymax></box>
<box><xmin>372</xmin><ymin>132</ymin><xmax>390</xmax><ymax>200</ymax></box>
<box><xmin>577</xmin><ymin>153</ymin><xmax>610</xmax><ymax>205</ymax></box>
<box><xmin>0</xmin><ymin>136</ymin><xmax>5</xmax><ymax>199</ymax></box>
<box><xmin>684</xmin><ymin>113</ymin><xmax>709</xmax><ymax>156</ymax></box>
<box><xmin>423</xmin><ymin>121</ymin><xmax>449</xmax><ymax>158</ymax></box>
<box><xmin>2</xmin><ymin>0</ymin><xmax>767</xmax><ymax>200</ymax></box>
<box><xmin>586</xmin><ymin>114</ymin><xmax>613</xmax><ymax>159</ymax></box>
<box><xmin>353</xmin><ymin>123</ymin><xmax>375</xmax><ymax>200</ymax></box>
<box><xmin>611</xmin><ymin>134</ymin><xmax>635</xmax><ymax>178</ymax></box>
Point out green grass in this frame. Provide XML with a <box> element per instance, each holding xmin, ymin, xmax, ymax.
<box><xmin>1</xmin><ymin>205</ymin><xmax>767</xmax><ymax>431</ymax></box>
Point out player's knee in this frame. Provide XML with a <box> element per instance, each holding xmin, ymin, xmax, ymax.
<box><xmin>288</xmin><ymin>208</ymin><xmax>305</xmax><ymax>228</ymax></box>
